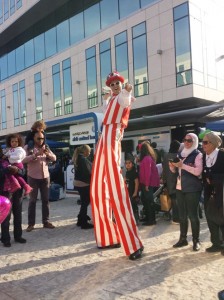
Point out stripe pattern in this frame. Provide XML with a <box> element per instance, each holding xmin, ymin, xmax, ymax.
<box><xmin>90</xmin><ymin>95</ymin><xmax>143</xmax><ymax>256</ymax></box>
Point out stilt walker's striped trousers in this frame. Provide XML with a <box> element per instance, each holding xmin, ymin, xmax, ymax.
<box><xmin>90</xmin><ymin>93</ymin><xmax>143</xmax><ymax>256</ymax></box>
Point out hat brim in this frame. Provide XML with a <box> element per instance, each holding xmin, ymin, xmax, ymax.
<box><xmin>106</xmin><ymin>75</ymin><xmax>125</xmax><ymax>87</ymax></box>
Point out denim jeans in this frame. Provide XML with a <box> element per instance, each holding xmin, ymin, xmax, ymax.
<box><xmin>176</xmin><ymin>190</ymin><xmax>201</xmax><ymax>241</ymax></box>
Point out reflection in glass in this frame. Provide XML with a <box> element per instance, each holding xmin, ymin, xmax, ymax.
<box><xmin>100</xmin><ymin>39</ymin><xmax>111</xmax><ymax>90</ymax></box>
<box><xmin>115</xmin><ymin>31</ymin><xmax>129</xmax><ymax>82</ymax></box>
<box><xmin>16</xmin><ymin>0</ymin><xmax>22</xmax><ymax>9</ymax></box>
<box><xmin>0</xmin><ymin>0</ymin><xmax>3</xmax><ymax>24</ymax></box>
<box><xmin>100</xmin><ymin>0</ymin><xmax>118</xmax><ymax>29</ymax></box>
<box><xmin>25</xmin><ymin>40</ymin><xmax>34</xmax><ymax>68</ymax></box>
<box><xmin>174</xmin><ymin>2</ymin><xmax>188</xmax><ymax>20</ymax></box>
<box><xmin>70</xmin><ymin>12</ymin><xmax>84</xmax><ymax>45</ymax></box>
<box><xmin>4</xmin><ymin>0</ymin><xmax>9</xmax><ymax>20</ymax></box>
<box><xmin>34</xmin><ymin>33</ymin><xmax>45</xmax><ymax>63</ymax></box>
<box><xmin>141</xmin><ymin>0</ymin><xmax>157</xmax><ymax>8</ymax></box>
<box><xmin>1</xmin><ymin>90</ymin><xmax>7</xmax><ymax>129</ymax></box>
<box><xmin>174</xmin><ymin>3</ymin><xmax>192</xmax><ymax>87</ymax></box>
<box><xmin>86</xmin><ymin>47</ymin><xmax>98</xmax><ymax>108</ymax></box>
<box><xmin>132</xmin><ymin>24</ymin><xmax>148</xmax><ymax>97</ymax></box>
<box><xmin>119</xmin><ymin>0</ymin><xmax>139</xmax><ymax>19</ymax></box>
<box><xmin>16</xmin><ymin>45</ymin><xmax>25</xmax><ymax>72</ymax></box>
<box><xmin>10</xmin><ymin>0</ymin><xmax>15</xmax><ymax>15</ymax></box>
<box><xmin>62</xmin><ymin>58</ymin><xmax>73</xmax><ymax>115</ymax></box>
<box><xmin>34</xmin><ymin>72</ymin><xmax>43</xmax><ymax>120</ymax></box>
<box><xmin>45</xmin><ymin>28</ymin><xmax>57</xmax><ymax>58</ymax></box>
<box><xmin>19</xmin><ymin>80</ymin><xmax>26</xmax><ymax>125</ymax></box>
<box><xmin>13</xmin><ymin>83</ymin><xmax>20</xmax><ymax>126</ymax></box>
<box><xmin>0</xmin><ymin>55</ymin><xmax>8</xmax><ymax>80</ymax></box>
<box><xmin>8</xmin><ymin>50</ymin><xmax>16</xmax><ymax>77</ymax></box>
<box><xmin>52</xmin><ymin>64</ymin><xmax>62</xmax><ymax>116</ymax></box>
<box><xmin>57</xmin><ymin>20</ymin><xmax>70</xmax><ymax>52</ymax></box>
<box><xmin>84</xmin><ymin>3</ymin><xmax>100</xmax><ymax>37</ymax></box>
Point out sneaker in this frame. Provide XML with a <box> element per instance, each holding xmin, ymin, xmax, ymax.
<box><xmin>43</xmin><ymin>222</ymin><xmax>55</xmax><ymax>229</ymax></box>
<box><xmin>26</xmin><ymin>225</ymin><xmax>34</xmax><ymax>232</ymax></box>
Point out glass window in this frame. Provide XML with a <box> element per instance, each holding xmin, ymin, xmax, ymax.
<box><xmin>62</xmin><ymin>58</ymin><xmax>73</xmax><ymax>115</ymax></box>
<box><xmin>0</xmin><ymin>0</ymin><xmax>3</xmax><ymax>24</ymax></box>
<box><xmin>119</xmin><ymin>0</ymin><xmax>140</xmax><ymax>19</ymax></box>
<box><xmin>100</xmin><ymin>39</ymin><xmax>111</xmax><ymax>90</ymax></box>
<box><xmin>34</xmin><ymin>72</ymin><xmax>43</xmax><ymax>120</ymax></box>
<box><xmin>16</xmin><ymin>0</ymin><xmax>22</xmax><ymax>9</ymax></box>
<box><xmin>13</xmin><ymin>83</ymin><xmax>20</xmax><ymax>126</ymax></box>
<box><xmin>52</xmin><ymin>63</ymin><xmax>62</xmax><ymax>117</ymax></box>
<box><xmin>10</xmin><ymin>0</ymin><xmax>15</xmax><ymax>15</ymax></box>
<box><xmin>86</xmin><ymin>46</ymin><xmax>96</xmax><ymax>59</ymax></box>
<box><xmin>84</xmin><ymin>3</ymin><xmax>100</xmax><ymax>37</ymax></box>
<box><xmin>16</xmin><ymin>45</ymin><xmax>25</xmax><ymax>72</ymax></box>
<box><xmin>57</xmin><ymin>20</ymin><xmax>70</xmax><ymax>53</ymax></box>
<box><xmin>132</xmin><ymin>22</ymin><xmax>146</xmax><ymax>38</ymax></box>
<box><xmin>70</xmin><ymin>12</ymin><xmax>84</xmax><ymax>45</ymax></box>
<box><xmin>174</xmin><ymin>2</ymin><xmax>188</xmax><ymax>20</ymax></box>
<box><xmin>1</xmin><ymin>90</ymin><xmax>7</xmax><ymax>129</ymax></box>
<box><xmin>24</xmin><ymin>39</ymin><xmax>34</xmax><ymax>68</ymax></box>
<box><xmin>19</xmin><ymin>80</ymin><xmax>26</xmax><ymax>125</ymax></box>
<box><xmin>0</xmin><ymin>55</ymin><xmax>8</xmax><ymax>80</ymax></box>
<box><xmin>132</xmin><ymin>22</ymin><xmax>148</xmax><ymax>97</ymax></box>
<box><xmin>45</xmin><ymin>27</ymin><xmax>57</xmax><ymax>58</ymax></box>
<box><xmin>115</xmin><ymin>31</ymin><xmax>129</xmax><ymax>81</ymax></box>
<box><xmin>86</xmin><ymin>46</ymin><xmax>98</xmax><ymax>108</ymax></box>
<box><xmin>4</xmin><ymin>0</ymin><xmax>9</xmax><ymax>21</ymax></box>
<box><xmin>34</xmin><ymin>33</ymin><xmax>45</xmax><ymax>63</ymax></box>
<box><xmin>7</xmin><ymin>50</ymin><xmax>16</xmax><ymax>77</ymax></box>
<box><xmin>140</xmin><ymin>0</ymin><xmax>157</xmax><ymax>8</ymax></box>
<box><xmin>174</xmin><ymin>4</ymin><xmax>192</xmax><ymax>87</ymax></box>
<box><xmin>100</xmin><ymin>0</ymin><xmax>119</xmax><ymax>29</ymax></box>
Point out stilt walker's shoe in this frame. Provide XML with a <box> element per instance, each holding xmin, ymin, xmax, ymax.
<box><xmin>129</xmin><ymin>249</ymin><xmax>143</xmax><ymax>260</ymax></box>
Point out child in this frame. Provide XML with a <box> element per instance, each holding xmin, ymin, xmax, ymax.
<box><xmin>124</xmin><ymin>153</ymin><xmax>140</xmax><ymax>225</ymax></box>
<box><xmin>4</xmin><ymin>133</ymin><xmax>33</xmax><ymax>195</ymax></box>
<box><xmin>25</xmin><ymin>120</ymin><xmax>47</xmax><ymax>153</ymax></box>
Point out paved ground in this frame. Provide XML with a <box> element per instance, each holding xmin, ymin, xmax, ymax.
<box><xmin>0</xmin><ymin>194</ymin><xmax>223</xmax><ymax>300</ymax></box>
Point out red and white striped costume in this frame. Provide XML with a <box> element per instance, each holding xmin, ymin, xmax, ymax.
<box><xmin>90</xmin><ymin>89</ymin><xmax>143</xmax><ymax>256</ymax></box>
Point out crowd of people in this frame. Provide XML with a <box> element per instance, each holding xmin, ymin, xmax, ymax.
<box><xmin>0</xmin><ymin>71</ymin><xmax>224</xmax><ymax>264</ymax></box>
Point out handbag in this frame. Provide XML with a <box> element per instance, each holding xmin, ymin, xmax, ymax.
<box><xmin>159</xmin><ymin>190</ymin><xmax>172</xmax><ymax>212</ymax></box>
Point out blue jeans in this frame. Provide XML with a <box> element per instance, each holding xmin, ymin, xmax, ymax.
<box><xmin>176</xmin><ymin>190</ymin><xmax>201</xmax><ymax>241</ymax></box>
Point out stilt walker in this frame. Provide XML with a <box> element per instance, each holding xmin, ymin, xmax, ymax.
<box><xmin>90</xmin><ymin>71</ymin><xmax>143</xmax><ymax>260</ymax></box>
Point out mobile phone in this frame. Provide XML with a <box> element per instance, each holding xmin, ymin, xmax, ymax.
<box><xmin>169</xmin><ymin>157</ymin><xmax>180</xmax><ymax>163</ymax></box>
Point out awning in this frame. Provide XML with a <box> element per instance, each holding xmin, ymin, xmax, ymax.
<box><xmin>206</xmin><ymin>120</ymin><xmax>224</xmax><ymax>131</ymax></box>
<box><xmin>128</xmin><ymin>102</ymin><xmax>224</xmax><ymax>130</ymax></box>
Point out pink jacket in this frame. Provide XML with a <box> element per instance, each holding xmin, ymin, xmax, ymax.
<box><xmin>139</xmin><ymin>156</ymin><xmax>160</xmax><ymax>187</ymax></box>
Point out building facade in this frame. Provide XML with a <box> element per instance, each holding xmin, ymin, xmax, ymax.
<box><xmin>0</xmin><ymin>0</ymin><xmax>224</xmax><ymax>145</ymax></box>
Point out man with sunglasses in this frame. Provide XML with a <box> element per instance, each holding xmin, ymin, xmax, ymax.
<box><xmin>23</xmin><ymin>131</ymin><xmax>56</xmax><ymax>232</ymax></box>
<box><xmin>90</xmin><ymin>71</ymin><xmax>143</xmax><ymax>260</ymax></box>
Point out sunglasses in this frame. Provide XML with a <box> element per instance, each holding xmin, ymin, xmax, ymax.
<box><xmin>37</xmin><ymin>137</ymin><xmax>44</xmax><ymax>141</ymax></box>
<box><xmin>110</xmin><ymin>81</ymin><xmax>120</xmax><ymax>87</ymax></box>
<box><xmin>183</xmin><ymin>138</ymin><xmax>193</xmax><ymax>143</ymax></box>
<box><xmin>202</xmin><ymin>140</ymin><xmax>211</xmax><ymax>145</ymax></box>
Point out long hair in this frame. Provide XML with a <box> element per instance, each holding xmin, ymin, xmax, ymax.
<box><xmin>72</xmin><ymin>145</ymin><xmax>91</xmax><ymax>168</ymax></box>
<box><xmin>6</xmin><ymin>133</ymin><xmax>24</xmax><ymax>148</ymax></box>
<box><xmin>139</xmin><ymin>142</ymin><xmax>156</xmax><ymax>162</ymax></box>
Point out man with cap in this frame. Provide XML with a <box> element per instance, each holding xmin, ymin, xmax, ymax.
<box><xmin>90</xmin><ymin>71</ymin><xmax>143</xmax><ymax>260</ymax></box>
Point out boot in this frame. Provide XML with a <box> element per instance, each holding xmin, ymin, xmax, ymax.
<box><xmin>173</xmin><ymin>237</ymin><xmax>188</xmax><ymax>248</ymax></box>
<box><xmin>193</xmin><ymin>239</ymin><xmax>201</xmax><ymax>251</ymax></box>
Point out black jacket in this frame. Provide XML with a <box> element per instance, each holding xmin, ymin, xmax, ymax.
<box><xmin>74</xmin><ymin>154</ymin><xmax>92</xmax><ymax>184</ymax></box>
